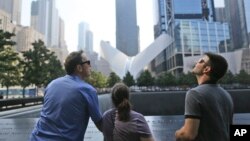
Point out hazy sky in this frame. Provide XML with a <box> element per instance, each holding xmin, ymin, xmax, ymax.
<box><xmin>21</xmin><ymin>0</ymin><xmax>224</xmax><ymax>53</ymax></box>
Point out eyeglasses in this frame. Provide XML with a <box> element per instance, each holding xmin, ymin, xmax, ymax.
<box><xmin>80</xmin><ymin>60</ymin><xmax>90</xmax><ymax>65</ymax></box>
<box><xmin>197</xmin><ymin>58</ymin><xmax>205</xmax><ymax>64</ymax></box>
<box><xmin>197</xmin><ymin>58</ymin><xmax>211</xmax><ymax>66</ymax></box>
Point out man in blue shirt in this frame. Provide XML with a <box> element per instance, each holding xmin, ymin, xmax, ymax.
<box><xmin>30</xmin><ymin>50</ymin><xmax>102</xmax><ymax>141</ymax></box>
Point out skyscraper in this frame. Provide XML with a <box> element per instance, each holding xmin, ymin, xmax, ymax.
<box><xmin>78</xmin><ymin>21</ymin><xmax>93</xmax><ymax>53</ymax></box>
<box><xmin>225</xmin><ymin>0</ymin><xmax>249</xmax><ymax>50</ymax></box>
<box><xmin>215</xmin><ymin>7</ymin><xmax>227</xmax><ymax>23</ymax></box>
<box><xmin>30</xmin><ymin>0</ymin><xmax>59</xmax><ymax>47</ymax></box>
<box><xmin>85</xmin><ymin>30</ymin><xmax>93</xmax><ymax>53</ymax></box>
<box><xmin>116</xmin><ymin>0</ymin><xmax>139</xmax><ymax>56</ymax></box>
<box><xmin>0</xmin><ymin>0</ymin><xmax>22</xmax><ymax>24</ymax></box>
<box><xmin>243</xmin><ymin>0</ymin><xmax>250</xmax><ymax>44</ymax></box>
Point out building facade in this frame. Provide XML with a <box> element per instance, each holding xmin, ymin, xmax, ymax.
<box><xmin>0</xmin><ymin>0</ymin><xmax>22</xmax><ymax>25</ymax></box>
<box><xmin>225</xmin><ymin>0</ymin><xmax>249</xmax><ymax>50</ymax></box>
<box><xmin>0</xmin><ymin>9</ymin><xmax>12</xmax><ymax>31</ymax></box>
<box><xmin>78</xmin><ymin>21</ymin><xmax>93</xmax><ymax>53</ymax></box>
<box><xmin>31</xmin><ymin>0</ymin><xmax>59</xmax><ymax>47</ymax></box>
<box><xmin>85</xmin><ymin>30</ymin><xmax>93</xmax><ymax>53</ymax></box>
<box><xmin>151</xmin><ymin>0</ymin><xmax>230</xmax><ymax>76</ymax></box>
<box><xmin>116</xmin><ymin>0</ymin><xmax>139</xmax><ymax>56</ymax></box>
<box><xmin>16</xmin><ymin>26</ymin><xmax>45</xmax><ymax>52</ymax></box>
<box><xmin>243</xmin><ymin>0</ymin><xmax>250</xmax><ymax>44</ymax></box>
<box><xmin>215</xmin><ymin>7</ymin><xmax>227</xmax><ymax>23</ymax></box>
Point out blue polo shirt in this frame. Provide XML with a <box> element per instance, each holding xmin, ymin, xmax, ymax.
<box><xmin>30</xmin><ymin>75</ymin><xmax>102</xmax><ymax>141</ymax></box>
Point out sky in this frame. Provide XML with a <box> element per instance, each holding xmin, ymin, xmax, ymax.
<box><xmin>21</xmin><ymin>0</ymin><xmax>224</xmax><ymax>54</ymax></box>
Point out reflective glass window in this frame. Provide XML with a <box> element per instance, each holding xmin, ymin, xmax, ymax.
<box><xmin>174</xmin><ymin>0</ymin><xmax>202</xmax><ymax>14</ymax></box>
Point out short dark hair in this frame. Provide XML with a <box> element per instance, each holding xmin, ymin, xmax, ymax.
<box><xmin>64</xmin><ymin>50</ymin><xmax>84</xmax><ymax>75</ymax></box>
<box><xmin>111</xmin><ymin>83</ymin><xmax>131</xmax><ymax>121</ymax></box>
<box><xmin>205</xmin><ymin>52</ymin><xmax>228</xmax><ymax>82</ymax></box>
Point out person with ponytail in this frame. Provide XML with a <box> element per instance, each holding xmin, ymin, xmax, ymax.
<box><xmin>102</xmin><ymin>83</ymin><xmax>154</xmax><ymax>141</ymax></box>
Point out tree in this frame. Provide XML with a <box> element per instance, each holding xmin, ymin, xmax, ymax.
<box><xmin>136</xmin><ymin>70</ymin><xmax>154</xmax><ymax>87</ymax></box>
<box><xmin>156</xmin><ymin>72</ymin><xmax>176</xmax><ymax>87</ymax></box>
<box><xmin>86</xmin><ymin>71</ymin><xmax>107</xmax><ymax>88</ymax></box>
<box><xmin>0</xmin><ymin>30</ymin><xmax>15</xmax><ymax>52</ymax></box>
<box><xmin>107</xmin><ymin>72</ymin><xmax>121</xmax><ymax>87</ymax></box>
<box><xmin>21</xmin><ymin>40</ymin><xmax>64</xmax><ymax>95</ymax></box>
<box><xmin>19</xmin><ymin>59</ymin><xmax>31</xmax><ymax>98</ymax></box>
<box><xmin>123</xmin><ymin>71</ymin><xmax>135</xmax><ymax>87</ymax></box>
<box><xmin>43</xmin><ymin>53</ymin><xmax>65</xmax><ymax>86</ymax></box>
<box><xmin>219</xmin><ymin>70</ymin><xmax>235</xmax><ymax>84</ymax></box>
<box><xmin>177</xmin><ymin>72</ymin><xmax>196</xmax><ymax>86</ymax></box>
<box><xmin>0</xmin><ymin>30</ymin><xmax>20</xmax><ymax>98</ymax></box>
<box><xmin>0</xmin><ymin>47</ymin><xmax>21</xmax><ymax>98</ymax></box>
<box><xmin>235</xmin><ymin>70</ymin><xmax>250</xmax><ymax>85</ymax></box>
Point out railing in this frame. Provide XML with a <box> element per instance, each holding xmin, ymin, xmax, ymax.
<box><xmin>0</xmin><ymin>97</ymin><xmax>43</xmax><ymax>111</ymax></box>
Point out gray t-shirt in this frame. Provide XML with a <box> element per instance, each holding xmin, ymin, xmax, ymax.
<box><xmin>102</xmin><ymin>108</ymin><xmax>152</xmax><ymax>141</ymax></box>
<box><xmin>185</xmin><ymin>84</ymin><xmax>234</xmax><ymax>141</ymax></box>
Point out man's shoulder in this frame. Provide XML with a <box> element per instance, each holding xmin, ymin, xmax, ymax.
<box><xmin>190</xmin><ymin>84</ymin><xmax>215</xmax><ymax>93</ymax></box>
<box><xmin>81</xmin><ymin>82</ymin><xmax>96</xmax><ymax>92</ymax></box>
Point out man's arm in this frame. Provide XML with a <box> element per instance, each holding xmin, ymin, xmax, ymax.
<box><xmin>175</xmin><ymin>118</ymin><xmax>200</xmax><ymax>141</ymax></box>
<box><xmin>94</xmin><ymin>119</ymin><xmax>102</xmax><ymax>132</ymax></box>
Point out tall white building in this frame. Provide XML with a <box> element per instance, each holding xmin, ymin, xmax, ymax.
<box><xmin>85</xmin><ymin>30</ymin><xmax>93</xmax><ymax>53</ymax></box>
<box><xmin>0</xmin><ymin>9</ymin><xmax>12</xmax><ymax>31</ymax></box>
<box><xmin>30</xmin><ymin>0</ymin><xmax>59</xmax><ymax>47</ymax></box>
<box><xmin>78</xmin><ymin>21</ymin><xmax>93</xmax><ymax>53</ymax></box>
<box><xmin>0</xmin><ymin>0</ymin><xmax>22</xmax><ymax>25</ymax></box>
<box><xmin>116</xmin><ymin>0</ymin><xmax>139</xmax><ymax>56</ymax></box>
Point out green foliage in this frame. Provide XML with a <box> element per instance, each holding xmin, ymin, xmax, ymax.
<box><xmin>156</xmin><ymin>72</ymin><xmax>176</xmax><ymax>87</ymax></box>
<box><xmin>123</xmin><ymin>71</ymin><xmax>135</xmax><ymax>87</ymax></box>
<box><xmin>137</xmin><ymin>70</ymin><xmax>154</xmax><ymax>87</ymax></box>
<box><xmin>44</xmin><ymin>53</ymin><xmax>65</xmax><ymax>86</ymax></box>
<box><xmin>235</xmin><ymin>70</ymin><xmax>250</xmax><ymax>85</ymax></box>
<box><xmin>177</xmin><ymin>72</ymin><xmax>196</xmax><ymax>86</ymax></box>
<box><xmin>86</xmin><ymin>71</ymin><xmax>107</xmax><ymax>88</ymax></box>
<box><xmin>107</xmin><ymin>72</ymin><xmax>121</xmax><ymax>87</ymax></box>
<box><xmin>219</xmin><ymin>71</ymin><xmax>235</xmax><ymax>84</ymax></box>
<box><xmin>21</xmin><ymin>40</ymin><xmax>65</xmax><ymax>88</ymax></box>
<box><xmin>0</xmin><ymin>30</ymin><xmax>20</xmax><ymax>98</ymax></box>
<box><xmin>0</xmin><ymin>47</ymin><xmax>21</xmax><ymax>97</ymax></box>
<box><xmin>0</xmin><ymin>30</ymin><xmax>15</xmax><ymax>51</ymax></box>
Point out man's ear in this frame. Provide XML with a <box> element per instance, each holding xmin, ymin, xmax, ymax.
<box><xmin>203</xmin><ymin>66</ymin><xmax>211</xmax><ymax>74</ymax></box>
<box><xmin>76</xmin><ymin>65</ymin><xmax>82</xmax><ymax>72</ymax></box>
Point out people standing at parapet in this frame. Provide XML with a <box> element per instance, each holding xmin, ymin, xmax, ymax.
<box><xmin>29</xmin><ymin>50</ymin><xmax>102</xmax><ymax>141</ymax></box>
<box><xmin>175</xmin><ymin>52</ymin><xmax>234</xmax><ymax>141</ymax></box>
<box><xmin>102</xmin><ymin>82</ymin><xmax>155</xmax><ymax>141</ymax></box>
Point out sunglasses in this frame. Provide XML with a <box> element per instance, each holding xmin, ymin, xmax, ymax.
<box><xmin>80</xmin><ymin>60</ymin><xmax>91</xmax><ymax>65</ymax></box>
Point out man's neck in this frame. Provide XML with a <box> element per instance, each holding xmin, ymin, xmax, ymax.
<box><xmin>197</xmin><ymin>75</ymin><xmax>211</xmax><ymax>85</ymax></box>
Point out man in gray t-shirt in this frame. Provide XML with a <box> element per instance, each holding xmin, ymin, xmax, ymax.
<box><xmin>175</xmin><ymin>52</ymin><xmax>234</xmax><ymax>141</ymax></box>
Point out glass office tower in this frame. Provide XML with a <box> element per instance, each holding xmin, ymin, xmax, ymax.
<box><xmin>243</xmin><ymin>0</ymin><xmax>250</xmax><ymax>44</ymax></box>
<box><xmin>225</xmin><ymin>0</ymin><xmax>249</xmax><ymax>50</ymax></box>
<box><xmin>116</xmin><ymin>0</ymin><xmax>139</xmax><ymax>57</ymax></box>
<box><xmin>151</xmin><ymin>0</ymin><xmax>230</xmax><ymax>76</ymax></box>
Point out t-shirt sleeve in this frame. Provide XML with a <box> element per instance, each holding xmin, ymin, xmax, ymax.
<box><xmin>136</xmin><ymin>114</ymin><xmax>153</xmax><ymax>137</ymax></box>
<box><xmin>185</xmin><ymin>90</ymin><xmax>202</xmax><ymax>119</ymax></box>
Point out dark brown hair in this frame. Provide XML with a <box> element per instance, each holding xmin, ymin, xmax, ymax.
<box><xmin>111</xmin><ymin>83</ymin><xmax>131</xmax><ymax>121</ymax></box>
<box><xmin>205</xmin><ymin>52</ymin><xmax>228</xmax><ymax>82</ymax></box>
<box><xmin>64</xmin><ymin>50</ymin><xmax>83</xmax><ymax>74</ymax></box>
